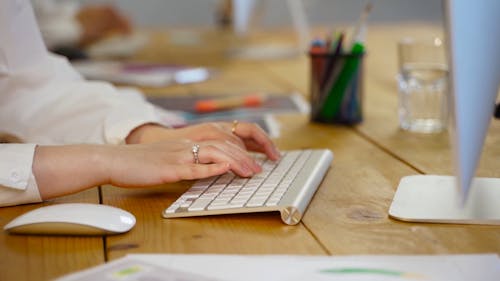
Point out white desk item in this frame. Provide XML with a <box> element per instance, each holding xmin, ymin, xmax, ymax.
<box><xmin>389</xmin><ymin>175</ymin><xmax>500</xmax><ymax>225</ymax></box>
<box><xmin>73</xmin><ymin>61</ymin><xmax>211</xmax><ymax>88</ymax></box>
<box><xmin>4</xmin><ymin>203</ymin><xmax>136</xmax><ymax>235</ymax></box>
<box><xmin>163</xmin><ymin>149</ymin><xmax>333</xmax><ymax>225</ymax></box>
<box><xmin>56</xmin><ymin>254</ymin><xmax>500</xmax><ymax>281</ymax></box>
<box><xmin>232</xmin><ymin>0</ymin><xmax>257</xmax><ymax>37</ymax></box>
<box><xmin>229</xmin><ymin>0</ymin><xmax>309</xmax><ymax>59</ymax></box>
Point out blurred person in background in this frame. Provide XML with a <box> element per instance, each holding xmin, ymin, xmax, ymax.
<box><xmin>32</xmin><ymin>0</ymin><xmax>132</xmax><ymax>59</ymax></box>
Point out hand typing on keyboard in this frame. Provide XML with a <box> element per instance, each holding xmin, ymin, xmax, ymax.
<box><xmin>28</xmin><ymin>120</ymin><xmax>281</xmax><ymax>207</ymax></box>
<box><xmin>126</xmin><ymin>121</ymin><xmax>281</xmax><ymax>178</ymax></box>
<box><xmin>163</xmin><ymin>149</ymin><xmax>333</xmax><ymax>225</ymax></box>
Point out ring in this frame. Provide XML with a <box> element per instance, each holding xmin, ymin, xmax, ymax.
<box><xmin>231</xmin><ymin>120</ymin><xmax>239</xmax><ymax>134</ymax></box>
<box><xmin>191</xmin><ymin>144</ymin><xmax>200</xmax><ymax>164</ymax></box>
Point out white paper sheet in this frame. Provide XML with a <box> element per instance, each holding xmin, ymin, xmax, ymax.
<box><xmin>57</xmin><ymin>254</ymin><xmax>500</xmax><ymax>281</ymax></box>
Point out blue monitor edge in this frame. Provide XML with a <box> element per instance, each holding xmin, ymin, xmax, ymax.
<box><xmin>444</xmin><ymin>0</ymin><xmax>500</xmax><ymax>204</ymax></box>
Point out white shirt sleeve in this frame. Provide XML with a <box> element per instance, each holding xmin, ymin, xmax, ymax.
<box><xmin>0</xmin><ymin>0</ymin><xmax>166</xmax><ymax>206</ymax></box>
<box><xmin>0</xmin><ymin>144</ymin><xmax>42</xmax><ymax>207</ymax></box>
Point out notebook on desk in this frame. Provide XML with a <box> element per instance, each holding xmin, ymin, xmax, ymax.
<box><xmin>163</xmin><ymin>149</ymin><xmax>333</xmax><ymax>225</ymax></box>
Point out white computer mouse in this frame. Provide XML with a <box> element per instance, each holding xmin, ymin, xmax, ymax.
<box><xmin>3</xmin><ymin>203</ymin><xmax>136</xmax><ymax>236</ymax></box>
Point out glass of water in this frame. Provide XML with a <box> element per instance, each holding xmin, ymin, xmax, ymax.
<box><xmin>397</xmin><ymin>37</ymin><xmax>448</xmax><ymax>133</ymax></box>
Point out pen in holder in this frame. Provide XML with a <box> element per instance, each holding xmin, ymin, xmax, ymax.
<box><xmin>309</xmin><ymin>44</ymin><xmax>365</xmax><ymax>125</ymax></box>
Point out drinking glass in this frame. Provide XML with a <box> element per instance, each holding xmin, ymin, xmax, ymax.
<box><xmin>397</xmin><ymin>37</ymin><xmax>448</xmax><ymax>133</ymax></box>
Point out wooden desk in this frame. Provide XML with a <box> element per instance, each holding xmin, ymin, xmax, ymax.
<box><xmin>1</xmin><ymin>24</ymin><xmax>499</xmax><ymax>281</ymax></box>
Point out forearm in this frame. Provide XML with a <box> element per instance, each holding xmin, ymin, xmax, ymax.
<box><xmin>33</xmin><ymin>144</ymin><xmax>114</xmax><ymax>200</ymax></box>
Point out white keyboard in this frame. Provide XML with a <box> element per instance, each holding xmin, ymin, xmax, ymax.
<box><xmin>162</xmin><ymin>149</ymin><xmax>333</xmax><ymax>225</ymax></box>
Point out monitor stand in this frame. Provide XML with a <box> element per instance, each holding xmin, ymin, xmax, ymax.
<box><xmin>389</xmin><ymin>175</ymin><xmax>500</xmax><ymax>225</ymax></box>
<box><xmin>227</xmin><ymin>0</ymin><xmax>309</xmax><ymax>60</ymax></box>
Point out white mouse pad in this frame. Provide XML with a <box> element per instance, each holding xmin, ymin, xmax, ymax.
<box><xmin>389</xmin><ymin>175</ymin><xmax>500</xmax><ymax>225</ymax></box>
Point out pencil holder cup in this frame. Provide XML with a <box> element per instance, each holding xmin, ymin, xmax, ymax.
<box><xmin>309</xmin><ymin>51</ymin><xmax>364</xmax><ymax>125</ymax></box>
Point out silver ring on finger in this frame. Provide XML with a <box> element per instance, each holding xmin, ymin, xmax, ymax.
<box><xmin>191</xmin><ymin>144</ymin><xmax>200</xmax><ymax>164</ymax></box>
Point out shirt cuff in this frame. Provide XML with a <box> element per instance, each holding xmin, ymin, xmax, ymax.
<box><xmin>0</xmin><ymin>172</ymin><xmax>42</xmax><ymax>207</ymax></box>
<box><xmin>104</xmin><ymin>87</ymin><xmax>181</xmax><ymax>144</ymax></box>
<box><xmin>0</xmin><ymin>144</ymin><xmax>42</xmax><ymax>207</ymax></box>
<box><xmin>104</xmin><ymin>102</ymin><xmax>162</xmax><ymax>145</ymax></box>
<box><xmin>0</xmin><ymin>143</ymin><xmax>37</xmax><ymax>190</ymax></box>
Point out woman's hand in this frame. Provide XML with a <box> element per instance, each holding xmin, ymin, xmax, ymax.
<box><xmin>126</xmin><ymin>122</ymin><xmax>281</xmax><ymax>161</ymax></box>
<box><xmin>34</xmin><ymin>139</ymin><xmax>262</xmax><ymax>200</ymax></box>
<box><xmin>107</xmin><ymin>140</ymin><xmax>262</xmax><ymax>188</ymax></box>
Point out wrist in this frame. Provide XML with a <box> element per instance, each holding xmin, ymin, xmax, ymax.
<box><xmin>34</xmin><ymin>145</ymin><xmax>113</xmax><ymax>200</ymax></box>
<box><xmin>92</xmin><ymin>145</ymin><xmax>115</xmax><ymax>186</ymax></box>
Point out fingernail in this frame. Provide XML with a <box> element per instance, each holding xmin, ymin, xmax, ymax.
<box><xmin>242</xmin><ymin>166</ymin><xmax>254</xmax><ymax>177</ymax></box>
<box><xmin>274</xmin><ymin>147</ymin><xmax>281</xmax><ymax>159</ymax></box>
<box><xmin>254</xmin><ymin>160</ymin><xmax>263</xmax><ymax>172</ymax></box>
<box><xmin>254</xmin><ymin>164</ymin><xmax>262</xmax><ymax>173</ymax></box>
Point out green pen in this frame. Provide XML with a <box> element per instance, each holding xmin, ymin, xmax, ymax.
<box><xmin>320</xmin><ymin>42</ymin><xmax>364</xmax><ymax>120</ymax></box>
